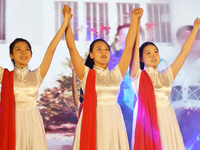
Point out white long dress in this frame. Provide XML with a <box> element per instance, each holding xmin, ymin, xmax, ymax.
<box><xmin>131</xmin><ymin>66</ymin><xmax>185</xmax><ymax>150</ymax></box>
<box><xmin>0</xmin><ymin>65</ymin><xmax>47</xmax><ymax>150</ymax></box>
<box><xmin>73</xmin><ymin>65</ymin><xmax>129</xmax><ymax>150</ymax></box>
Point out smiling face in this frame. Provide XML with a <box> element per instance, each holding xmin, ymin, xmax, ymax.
<box><xmin>9</xmin><ymin>41</ymin><xmax>32</xmax><ymax>68</ymax></box>
<box><xmin>90</xmin><ymin>41</ymin><xmax>110</xmax><ymax>69</ymax></box>
<box><xmin>140</xmin><ymin>44</ymin><xmax>160</xmax><ymax>68</ymax></box>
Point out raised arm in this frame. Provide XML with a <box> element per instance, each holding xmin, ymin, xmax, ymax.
<box><xmin>129</xmin><ymin>16</ymin><xmax>141</xmax><ymax>78</ymax></box>
<box><xmin>63</xmin><ymin>5</ymin><xmax>85</xmax><ymax>80</ymax></box>
<box><xmin>39</xmin><ymin>6</ymin><xmax>72</xmax><ymax>79</ymax></box>
<box><xmin>70</xmin><ymin>63</ymin><xmax>79</xmax><ymax>107</ymax></box>
<box><xmin>118</xmin><ymin>8</ymin><xmax>143</xmax><ymax>78</ymax></box>
<box><xmin>171</xmin><ymin>18</ymin><xmax>200</xmax><ymax>79</ymax></box>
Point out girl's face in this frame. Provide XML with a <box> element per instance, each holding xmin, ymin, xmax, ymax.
<box><xmin>90</xmin><ymin>41</ymin><xmax>110</xmax><ymax>69</ymax></box>
<box><xmin>9</xmin><ymin>41</ymin><xmax>32</xmax><ymax>68</ymax></box>
<box><xmin>140</xmin><ymin>44</ymin><xmax>160</xmax><ymax>69</ymax></box>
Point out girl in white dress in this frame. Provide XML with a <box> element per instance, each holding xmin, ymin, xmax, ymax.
<box><xmin>129</xmin><ymin>17</ymin><xmax>200</xmax><ymax>150</ymax></box>
<box><xmin>63</xmin><ymin>4</ymin><xmax>143</xmax><ymax>150</ymax></box>
<box><xmin>0</xmin><ymin>7</ymin><xmax>72</xmax><ymax>150</ymax></box>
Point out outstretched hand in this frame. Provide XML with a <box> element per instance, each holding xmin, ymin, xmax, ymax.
<box><xmin>194</xmin><ymin>17</ymin><xmax>200</xmax><ymax>28</ymax></box>
<box><xmin>132</xmin><ymin>8</ymin><xmax>143</xmax><ymax>20</ymax></box>
<box><xmin>62</xmin><ymin>4</ymin><xmax>72</xmax><ymax>24</ymax></box>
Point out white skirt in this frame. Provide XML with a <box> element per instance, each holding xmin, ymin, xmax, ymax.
<box><xmin>15</xmin><ymin>106</ymin><xmax>47</xmax><ymax>150</ymax></box>
<box><xmin>73</xmin><ymin>103</ymin><xmax>129</xmax><ymax>150</ymax></box>
<box><xmin>132</xmin><ymin>103</ymin><xmax>185</xmax><ymax>150</ymax></box>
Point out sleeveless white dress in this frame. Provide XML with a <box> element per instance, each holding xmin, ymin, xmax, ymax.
<box><xmin>131</xmin><ymin>66</ymin><xmax>185</xmax><ymax>150</ymax></box>
<box><xmin>73</xmin><ymin>65</ymin><xmax>129</xmax><ymax>150</ymax></box>
<box><xmin>0</xmin><ymin>65</ymin><xmax>47</xmax><ymax>150</ymax></box>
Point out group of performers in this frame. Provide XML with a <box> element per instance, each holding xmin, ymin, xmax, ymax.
<box><xmin>0</xmin><ymin>4</ymin><xmax>200</xmax><ymax>150</ymax></box>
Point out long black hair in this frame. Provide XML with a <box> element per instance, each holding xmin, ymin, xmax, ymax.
<box><xmin>9</xmin><ymin>38</ymin><xmax>32</xmax><ymax>65</ymax></box>
<box><xmin>139</xmin><ymin>41</ymin><xmax>159</xmax><ymax>70</ymax></box>
<box><xmin>85</xmin><ymin>38</ymin><xmax>110</xmax><ymax>69</ymax></box>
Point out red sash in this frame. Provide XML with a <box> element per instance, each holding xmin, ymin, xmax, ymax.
<box><xmin>0</xmin><ymin>69</ymin><xmax>15</xmax><ymax>150</ymax></box>
<box><xmin>134</xmin><ymin>70</ymin><xmax>161</xmax><ymax>150</ymax></box>
<box><xmin>80</xmin><ymin>69</ymin><xmax>96</xmax><ymax>150</ymax></box>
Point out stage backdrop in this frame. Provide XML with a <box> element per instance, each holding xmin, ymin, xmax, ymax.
<box><xmin>0</xmin><ymin>0</ymin><xmax>200</xmax><ymax>149</ymax></box>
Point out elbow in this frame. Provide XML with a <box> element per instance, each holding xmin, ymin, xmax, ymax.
<box><xmin>67</xmin><ymin>45</ymin><xmax>76</xmax><ymax>51</ymax></box>
<box><xmin>125</xmin><ymin>43</ymin><xmax>133</xmax><ymax>50</ymax></box>
<box><xmin>180</xmin><ymin>49</ymin><xmax>190</xmax><ymax>57</ymax></box>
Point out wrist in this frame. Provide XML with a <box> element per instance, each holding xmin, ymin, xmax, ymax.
<box><xmin>193</xmin><ymin>26</ymin><xmax>200</xmax><ymax>30</ymax></box>
<box><xmin>131</xmin><ymin>17</ymin><xmax>138</xmax><ymax>24</ymax></box>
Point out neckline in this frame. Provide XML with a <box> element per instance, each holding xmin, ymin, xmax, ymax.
<box><xmin>93</xmin><ymin>65</ymin><xmax>109</xmax><ymax>76</ymax></box>
<box><xmin>14</xmin><ymin>65</ymin><xmax>29</xmax><ymax>73</ymax></box>
<box><xmin>93</xmin><ymin>65</ymin><xmax>109</xmax><ymax>71</ymax></box>
<box><xmin>144</xmin><ymin>66</ymin><xmax>158</xmax><ymax>73</ymax></box>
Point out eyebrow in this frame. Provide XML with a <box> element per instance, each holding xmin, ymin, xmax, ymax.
<box><xmin>15</xmin><ymin>46</ymin><xmax>29</xmax><ymax>49</ymax></box>
<box><xmin>144</xmin><ymin>48</ymin><xmax>158</xmax><ymax>52</ymax></box>
<box><xmin>144</xmin><ymin>50</ymin><xmax>150</xmax><ymax>52</ymax></box>
<box><xmin>95</xmin><ymin>46</ymin><xmax>109</xmax><ymax>48</ymax></box>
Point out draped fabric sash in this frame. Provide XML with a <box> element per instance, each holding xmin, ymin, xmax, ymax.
<box><xmin>80</xmin><ymin>69</ymin><xmax>96</xmax><ymax>150</ymax></box>
<box><xmin>134</xmin><ymin>70</ymin><xmax>161</xmax><ymax>150</ymax></box>
<box><xmin>0</xmin><ymin>69</ymin><xmax>15</xmax><ymax>150</ymax></box>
